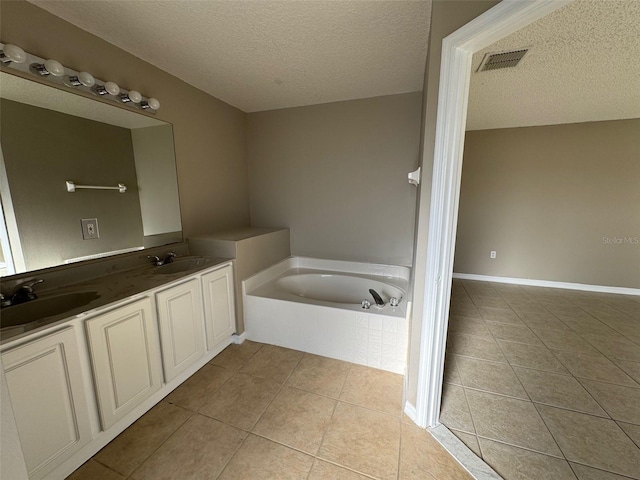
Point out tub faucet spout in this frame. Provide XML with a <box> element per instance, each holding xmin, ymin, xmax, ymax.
<box><xmin>369</xmin><ymin>289</ymin><xmax>385</xmax><ymax>307</ymax></box>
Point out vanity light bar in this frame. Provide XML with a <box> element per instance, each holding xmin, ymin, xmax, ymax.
<box><xmin>0</xmin><ymin>42</ymin><xmax>160</xmax><ymax>113</ymax></box>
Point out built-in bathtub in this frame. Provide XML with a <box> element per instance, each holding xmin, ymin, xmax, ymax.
<box><xmin>243</xmin><ymin>257</ymin><xmax>411</xmax><ymax>374</ymax></box>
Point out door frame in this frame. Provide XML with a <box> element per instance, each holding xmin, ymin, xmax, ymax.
<box><xmin>414</xmin><ymin>0</ymin><xmax>573</xmax><ymax>428</ymax></box>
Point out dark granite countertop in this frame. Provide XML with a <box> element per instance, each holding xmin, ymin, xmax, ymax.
<box><xmin>0</xmin><ymin>256</ymin><xmax>232</xmax><ymax>346</ymax></box>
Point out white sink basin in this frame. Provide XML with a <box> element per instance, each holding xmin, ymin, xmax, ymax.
<box><xmin>153</xmin><ymin>257</ymin><xmax>210</xmax><ymax>274</ymax></box>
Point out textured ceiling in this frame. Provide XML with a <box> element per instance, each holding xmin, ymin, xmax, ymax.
<box><xmin>30</xmin><ymin>0</ymin><xmax>431</xmax><ymax>113</ymax></box>
<box><xmin>467</xmin><ymin>0</ymin><xmax>640</xmax><ymax>131</ymax></box>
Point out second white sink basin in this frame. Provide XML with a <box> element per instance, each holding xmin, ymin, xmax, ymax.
<box><xmin>153</xmin><ymin>257</ymin><xmax>210</xmax><ymax>275</ymax></box>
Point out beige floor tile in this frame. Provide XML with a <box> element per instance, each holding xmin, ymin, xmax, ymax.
<box><xmin>580</xmin><ymin>333</ymin><xmax>640</xmax><ymax>363</ymax></box>
<box><xmin>561</xmin><ymin>317</ymin><xmax>617</xmax><ymax>337</ymax></box>
<box><xmin>618</xmin><ymin>422</ymin><xmax>640</xmax><ymax>447</ymax></box>
<box><xmin>506</xmin><ymin>300</ymin><xmax>547</xmax><ymax>314</ymax></box>
<box><xmin>449</xmin><ymin>303</ymin><xmax>481</xmax><ymax>319</ymax></box>
<box><xmin>439</xmin><ymin>383</ymin><xmax>475</xmax><ymax>433</ymax></box>
<box><xmin>478</xmin><ymin>306</ymin><xmax>523</xmax><ymax>324</ymax></box>
<box><xmin>239</xmin><ymin>344</ymin><xmax>303</xmax><ymax>383</ymax></box>
<box><xmin>131</xmin><ymin>414</ymin><xmax>246</xmax><ymax>480</ymax></box>
<box><xmin>448</xmin><ymin>316</ymin><xmax>493</xmax><ymax>338</ymax></box>
<box><xmin>399</xmin><ymin>422</ymin><xmax>473</xmax><ymax>480</ymax></box>
<box><xmin>198</xmin><ymin>372</ymin><xmax>281</xmax><ymax>430</ymax></box>
<box><xmin>534</xmin><ymin>329</ymin><xmax>600</xmax><ymax>354</ymax></box>
<box><xmin>339</xmin><ymin>364</ymin><xmax>403</xmax><ymax>415</ymax></box>
<box><xmin>554</xmin><ymin>352</ymin><xmax>638</xmax><ymax>386</ymax></box>
<box><xmin>444</xmin><ymin>355</ymin><xmax>462</xmax><ymax>385</ymax></box>
<box><xmin>570</xmin><ymin>463</ymin><xmax>632</xmax><ymax>480</ymax></box>
<box><xmin>465</xmin><ymin>390</ymin><xmax>562</xmax><ymax>457</ymax></box>
<box><xmin>446</xmin><ymin>333</ymin><xmax>507</xmax><ymax>363</ymax></box>
<box><xmin>318</xmin><ymin>402</ymin><xmax>400</xmax><ymax>480</ymax></box>
<box><xmin>209</xmin><ymin>340</ymin><xmax>263</xmax><ymax>372</ymax></box>
<box><xmin>513</xmin><ymin>367</ymin><xmax>607</xmax><ymax>416</ymax></box>
<box><xmin>518</xmin><ymin>311</ymin><xmax>571</xmax><ymax>331</ymax></box>
<box><xmin>95</xmin><ymin>402</ymin><xmax>192</xmax><ymax>476</ymax></box>
<box><xmin>457</xmin><ymin>357</ymin><xmax>528</xmax><ymax>399</ymax></box>
<box><xmin>579</xmin><ymin>379</ymin><xmax>640</xmax><ymax>424</ymax></box>
<box><xmin>497</xmin><ymin>340</ymin><xmax>569</xmax><ymax>374</ymax></box>
<box><xmin>615</xmin><ymin>360</ymin><xmax>640</xmax><ymax>385</ymax></box>
<box><xmin>537</xmin><ymin>405</ymin><xmax>640</xmax><ymax>479</ymax></box>
<box><xmin>451</xmin><ymin>429</ymin><xmax>482</xmax><ymax>457</ymax></box>
<box><xmin>67</xmin><ymin>460</ymin><xmax>125</xmax><ymax>480</ymax></box>
<box><xmin>478</xmin><ymin>438</ymin><xmax>576</xmax><ymax>480</ymax></box>
<box><xmin>486</xmin><ymin>322</ymin><xmax>543</xmax><ymax>346</ymax></box>
<box><xmin>253</xmin><ymin>386</ymin><xmax>336</xmax><ymax>454</ymax></box>
<box><xmin>219</xmin><ymin>434</ymin><xmax>313</xmax><ymax>480</ymax></box>
<box><xmin>471</xmin><ymin>296</ymin><xmax>511</xmax><ymax>309</ymax></box>
<box><xmin>285</xmin><ymin>353</ymin><xmax>351</xmax><ymax>398</ymax></box>
<box><xmin>308</xmin><ymin>459</ymin><xmax>373</xmax><ymax>480</ymax></box>
<box><xmin>164</xmin><ymin>364</ymin><xmax>233</xmax><ymax>411</ymax></box>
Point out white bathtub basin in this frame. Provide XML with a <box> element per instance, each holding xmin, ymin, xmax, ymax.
<box><xmin>276</xmin><ymin>273</ymin><xmax>404</xmax><ymax>305</ymax></box>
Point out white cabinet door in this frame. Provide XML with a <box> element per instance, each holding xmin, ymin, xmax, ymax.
<box><xmin>2</xmin><ymin>328</ymin><xmax>92</xmax><ymax>480</ymax></box>
<box><xmin>156</xmin><ymin>278</ymin><xmax>205</xmax><ymax>382</ymax></box>
<box><xmin>85</xmin><ymin>298</ymin><xmax>163</xmax><ymax>430</ymax></box>
<box><xmin>202</xmin><ymin>265</ymin><xmax>236</xmax><ymax>350</ymax></box>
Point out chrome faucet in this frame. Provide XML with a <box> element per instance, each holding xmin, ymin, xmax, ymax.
<box><xmin>369</xmin><ymin>289</ymin><xmax>385</xmax><ymax>307</ymax></box>
<box><xmin>2</xmin><ymin>279</ymin><xmax>45</xmax><ymax>307</ymax></box>
<box><xmin>147</xmin><ymin>252</ymin><xmax>177</xmax><ymax>266</ymax></box>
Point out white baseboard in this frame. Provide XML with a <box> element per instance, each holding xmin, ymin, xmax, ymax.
<box><xmin>453</xmin><ymin>273</ymin><xmax>640</xmax><ymax>296</ymax></box>
<box><xmin>231</xmin><ymin>332</ymin><xmax>247</xmax><ymax>344</ymax></box>
<box><xmin>404</xmin><ymin>401</ymin><xmax>417</xmax><ymax>423</ymax></box>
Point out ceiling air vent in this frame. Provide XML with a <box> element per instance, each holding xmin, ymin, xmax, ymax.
<box><xmin>477</xmin><ymin>49</ymin><xmax>529</xmax><ymax>72</ymax></box>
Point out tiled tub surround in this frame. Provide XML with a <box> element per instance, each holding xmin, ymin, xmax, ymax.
<box><xmin>68</xmin><ymin>340</ymin><xmax>473</xmax><ymax>480</ymax></box>
<box><xmin>243</xmin><ymin>257</ymin><xmax>410</xmax><ymax>374</ymax></box>
<box><xmin>441</xmin><ymin>279</ymin><xmax>640</xmax><ymax>480</ymax></box>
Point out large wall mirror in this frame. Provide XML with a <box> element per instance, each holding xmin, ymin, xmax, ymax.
<box><xmin>0</xmin><ymin>71</ymin><xmax>182</xmax><ymax>277</ymax></box>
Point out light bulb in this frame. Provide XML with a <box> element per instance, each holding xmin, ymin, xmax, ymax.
<box><xmin>147</xmin><ymin>98</ymin><xmax>160</xmax><ymax>110</ymax></box>
<box><xmin>77</xmin><ymin>71</ymin><xmax>95</xmax><ymax>87</ymax></box>
<box><xmin>127</xmin><ymin>90</ymin><xmax>142</xmax><ymax>103</ymax></box>
<box><xmin>104</xmin><ymin>81</ymin><xmax>120</xmax><ymax>96</ymax></box>
<box><xmin>1</xmin><ymin>44</ymin><xmax>27</xmax><ymax>64</ymax></box>
<box><xmin>64</xmin><ymin>71</ymin><xmax>95</xmax><ymax>88</ymax></box>
<box><xmin>43</xmin><ymin>59</ymin><xmax>64</xmax><ymax>76</ymax></box>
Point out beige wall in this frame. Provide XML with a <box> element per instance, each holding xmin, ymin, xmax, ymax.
<box><xmin>247</xmin><ymin>93</ymin><xmax>422</xmax><ymax>267</ymax></box>
<box><xmin>455</xmin><ymin>119</ymin><xmax>640</xmax><ymax>289</ymax></box>
<box><xmin>406</xmin><ymin>0</ymin><xmax>499</xmax><ymax>409</ymax></box>
<box><xmin>1</xmin><ymin>0</ymin><xmax>250</xmax><ymax>239</ymax></box>
<box><xmin>1</xmin><ymin>99</ymin><xmax>144</xmax><ymax>271</ymax></box>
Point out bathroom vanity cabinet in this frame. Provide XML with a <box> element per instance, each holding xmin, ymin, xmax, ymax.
<box><xmin>1</xmin><ymin>328</ymin><xmax>93</xmax><ymax>480</ymax></box>
<box><xmin>85</xmin><ymin>298</ymin><xmax>163</xmax><ymax>430</ymax></box>
<box><xmin>1</xmin><ymin>260</ymin><xmax>236</xmax><ymax>480</ymax></box>
<box><xmin>156</xmin><ymin>278</ymin><xmax>206</xmax><ymax>382</ymax></box>
<box><xmin>201</xmin><ymin>265</ymin><xmax>236</xmax><ymax>350</ymax></box>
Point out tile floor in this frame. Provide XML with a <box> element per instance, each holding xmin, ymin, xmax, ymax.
<box><xmin>68</xmin><ymin>341</ymin><xmax>472</xmax><ymax>480</ymax></box>
<box><xmin>442</xmin><ymin>279</ymin><xmax>640</xmax><ymax>480</ymax></box>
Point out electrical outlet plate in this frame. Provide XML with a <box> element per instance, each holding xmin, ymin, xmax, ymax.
<box><xmin>81</xmin><ymin>218</ymin><xmax>99</xmax><ymax>240</ymax></box>
<box><xmin>490</xmin><ymin>251</ymin><xmax>497</xmax><ymax>259</ymax></box>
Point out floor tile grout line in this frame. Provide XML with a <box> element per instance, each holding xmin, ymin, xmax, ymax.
<box><xmin>614</xmin><ymin>420</ymin><xmax>640</xmax><ymax>450</ymax></box>
<box><xmin>474</xmin><ymin>434</ymin><xmax>567</xmax><ymax>461</ymax></box>
<box><xmin>216</xmin><ymin>344</ymin><xmax>303</xmax><ymax>480</ymax></box>
<box><xmin>567</xmin><ymin>460</ymin><xmax>639</xmax><ymax>480</ymax></box>
<box><xmin>122</xmin><ymin>405</ymin><xmax>197</xmax><ymax>479</ymax></box>
<box><xmin>531</xmin><ymin>402</ymin><xmax>571</xmax><ymax>464</ymax></box>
